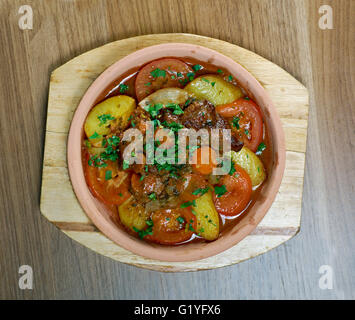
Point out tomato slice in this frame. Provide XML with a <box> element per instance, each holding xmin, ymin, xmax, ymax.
<box><xmin>84</xmin><ymin>153</ymin><xmax>131</xmax><ymax>205</ymax></box>
<box><xmin>145</xmin><ymin>208</ymin><xmax>197</xmax><ymax>245</ymax></box>
<box><xmin>135</xmin><ymin>58</ymin><xmax>193</xmax><ymax>101</ymax></box>
<box><xmin>213</xmin><ymin>164</ymin><xmax>252</xmax><ymax>216</ymax></box>
<box><xmin>216</xmin><ymin>98</ymin><xmax>263</xmax><ymax>152</ymax></box>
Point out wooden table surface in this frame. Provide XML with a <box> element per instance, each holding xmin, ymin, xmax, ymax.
<box><xmin>0</xmin><ymin>0</ymin><xmax>353</xmax><ymax>299</ymax></box>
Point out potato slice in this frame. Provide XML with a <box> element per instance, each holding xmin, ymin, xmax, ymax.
<box><xmin>118</xmin><ymin>197</ymin><xmax>150</xmax><ymax>232</ymax></box>
<box><xmin>184</xmin><ymin>75</ymin><xmax>243</xmax><ymax>105</ymax></box>
<box><xmin>87</xmin><ymin>146</ymin><xmax>106</xmax><ymax>156</ymax></box>
<box><xmin>84</xmin><ymin>95</ymin><xmax>136</xmax><ymax>143</ymax></box>
<box><xmin>194</xmin><ymin>191</ymin><xmax>220</xmax><ymax>241</ymax></box>
<box><xmin>230</xmin><ymin>147</ymin><xmax>266</xmax><ymax>187</ymax></box>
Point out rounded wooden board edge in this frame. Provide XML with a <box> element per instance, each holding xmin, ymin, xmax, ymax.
<box><xmin>61</xmin><ymin>230</ymin><xmax>298</xmax><ymax>272</ymax></box>
<box><xmin>41</xmin><ymin>33</ymin><xmax>308</xmax><ymax>272</ymax></box>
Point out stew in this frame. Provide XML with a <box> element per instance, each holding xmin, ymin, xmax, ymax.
<box><xmin>82</xmin><ymin>57</ymin><xmax>272</xmax><ymax>245</ymax></box>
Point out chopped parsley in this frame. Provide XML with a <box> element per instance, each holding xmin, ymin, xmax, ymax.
<box><xmin>150</xmin><ymin>68</ymin><xmax>166</xmax><ymax>78</ymax></box>
<box><xmin>214</xmin><ymin>185</ymin><xmax>227</xmax><ymax>197</ymax></box>
<box><xmin>229</xmin><ymin>161</ymin><xmax>236</xmax><ymax>175</ymax></box>
<box><xmin>133</xmin><ymin>220</ymin><xmax>154</xmax><ymax>239</ymax></box>
<box><xmin>148</xmin><ymin>193</ymin><xmax>157</xmax><ymax>200</ymax></box>
<box><xmin>100</xmin><ymin>137</ymin><xmax>119</xmax><ymax>161</ymax></box>
<box><xmin>176</xmin><ymin>216</ymin><xmax>185</xmax><ymax>224</ymax></box>
<box><xmin>256</xmin><ymin>142</ymin><xmax>267</xmax><ymax>155</ymax></box>
<box><xmin>217</xmin><ymin>69</ymin><xmax>223</xmax><ymax>74</ymax></box>
<box><xmin>122</xmin><ymin>160</ymin><xmax>130</xmax><ymax>170</ymax></box>
<box><xmin>192</xmin><ymin>187</ymin><xmax>209</xmax><ymax>196</ymax></box>
<box><xmin>119</xmin><ymin>83</ymin><xmax>128</xmax><ymax>93</ymax></box>
<box><xmin>186</xmin><ymin>72</ymin><xmax>195</xmax><ymax>81</ymax></box>
<box><xmin>144</xmin><ymin>82</ymin><xmax>151</xmax><ymax>86</ymax></box>
<box><xmin>181</xmin><ymin>200</ymin><xmax>196</xmax><ymax>208</ymax></box>
<box><xmin>144</xmin><ymin>103</ymin><xmax>164</xmax><ymax>118</ymax></box>
<box><xmin>228</xmin><ymin>75</ymin><xmax>233</xmax><ymax>82</ymax></box>
<box><xmin>106</xmin><ymin>135</ymin><xmax>120</xmax><ymax>146</ymax></box>
<box><xmin>232</xmin><ymin>116</ymin><xmax>240</xmax><ymax>129</ymax></box>
<box><xmin>84</xmin><ymin>139</ymin><xmax>91</xmax><ymax>148</ymax></box>
<box><xmin>244</xmin><ymin>96</ymin><xmax>250</xmax><ymax>100</ymax></box>
<box><xmin>202</xmin><ymin>77</ymin><xmax>210</xmax><ymax>83</ymax></box>
<box><xmin>105</xmin><ymin>170</ymin><xmax>112</xmax><ymax>180</ymax></box>
<box><xmin>98</xmin><ymin>114</ymin><xmax>115</xmax><ymax>126</ymax></box>
<box><xmin>161</xmin><ymin>121</ymin><xmax>184</xmax><ymax>132</ymax></box>
<box><xmin>88</xmin><ymin>155</ymin><xmax>107</xmax><ymax>168</ymax></box>
<box><xmin>89</xmin><ymin>132</ymin><xmax>101</xmax><ymax>139</ymax></box>
<box><xmin>192</xmin><ymin>64</ymin><xmax>202</xmax><ymax>71</ymax></box>
<box><xmin>166</xmin><ymin>103</ymin><xmax>184</xmax><ymax>115</ymax></box>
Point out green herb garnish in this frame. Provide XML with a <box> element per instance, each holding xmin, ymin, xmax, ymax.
<box><xmin>98</xmin><ymin>114</ymin><xmax>115</xmax><ymax>126</ymax></box>
<box><xmin>176</xmin><ymin>216</ymin><xmax>185</xmax><ymax>224</ymax></box>
<box><xmin>181</xmin><ymin>200</ymin><xmax>196</xmax><ymax>208</ymax></box>
<box><xmin>119</xmin><ymin>84</ymin><xmax>128</xmax><ymax>93</ymax></box>
<box><xmin>186</xmin><ymin>72</ymin><xmax>195</xmax><ymax>81</ymax></box>
<box><xmin>192</xmin><ymin>187</ymin><xmax>209</xmax><ymax>196</ymax></box>
<box><xmin>133</xmin><ymin>220</ymin><xmax>154</xmax><ymax>239</ymax></box>
<box><xmin>232</xmin><ymin>117</ymin><xmax>240</xmax><ymax>129</ymax></box>
<box><xmin>144</xmin><ymin>103</ymin><xmax>164</xmax><ymax>118</ymax></box>
<box><xmin>192</xmin><ymin>64</ymin><xmax>202</xmax><ymax>71</ymax></box>
<box><xmin>166</xmin><ymin>103</ymin><xmax>184</xmax><ymax>115</ymax></box>
<box><xmin>214</xmin><ymin>185</ymin><xmax>227</xmax><ymax>197</ymax></box>
<box><xmin>105</xmin><ymin>170</ymin><xmax>112</xmax><ymax>180</ymax></box>
<box><xmin>150</xmin><ymin>68</ymin><xmax>166</xmax><ymax>78</ymax></box>
<box><xmin>89</xmin><ymin>132</ymin><xmax>101</xmax><ymax>139</ymax></box>
<box><xmin>84</xmin><ymin>139</ymin><xmax>92</xmax><ymax>148</ymax></box>
<box><xmin>256</xmin><ymin>142</ymin><xmax>266</xmax><ymax>155</ymax></box>
<box><xmin>122</xmin><ymin>160</ymin><xmax>130</xmax><ymax>170</ymax></box>
<box><xmin>148</xmin><ymin>193</ymin><xmax>157</xmax><ymax>200</ymax></box>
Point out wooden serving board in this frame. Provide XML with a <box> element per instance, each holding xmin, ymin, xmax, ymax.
<box><xmin>40</xmin><ymin>33</ymin><xmax>308</xmax><ymax>272</ymax></box>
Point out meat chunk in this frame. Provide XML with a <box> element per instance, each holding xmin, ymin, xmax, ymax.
<box><xmin>181</xmin><ymin>100</ymin><xmax>216</xmax><ymax>130</ymax></box>
<box><xmin>181</xmin><ymin>100</ymin><xmax>243</xmax><ymax>152</ymax></box>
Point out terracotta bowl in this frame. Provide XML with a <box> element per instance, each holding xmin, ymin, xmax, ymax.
<box><xmin>67</xmin><ymin>43</ymin><xmax>286</xmax><ymax>262</ymax></box>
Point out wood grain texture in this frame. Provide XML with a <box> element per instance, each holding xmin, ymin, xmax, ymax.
<box><xmin>40</xmin><ymin>34</ymin><xmax>308</xmax><ymax>271</ymax></box>
<box><xmin>0</xmin><ymin>0</ymin><xmax>353</xmax><ymax>299</ymax></box>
